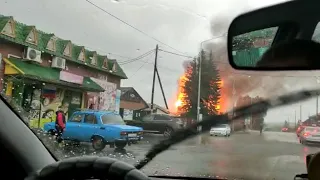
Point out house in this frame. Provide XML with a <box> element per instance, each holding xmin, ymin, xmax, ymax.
<box><xmin>0</xmin><ymin>15</ymin><xmax>127</xmax><ymax>127</ymax></box>
<box><xmin>119</xmin><ymin>87</ymin><xmax>148</xmax><ymax>120</ymax></box>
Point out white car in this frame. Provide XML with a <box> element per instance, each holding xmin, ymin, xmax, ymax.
<box><xmin>210</xmin><ymin>124</ymin><xmax>231</xmax><ymax>137</ymax></box>
<box><xmin>300</xmin><ymin>126</ymin><xmax>320</xmax><ymax>145</ymax></box>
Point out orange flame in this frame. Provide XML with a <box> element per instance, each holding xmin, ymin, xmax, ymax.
<box><xmin>173</xmin><ymin>74</ymin><xmax>225</xmax><ymax>115</ymax></box>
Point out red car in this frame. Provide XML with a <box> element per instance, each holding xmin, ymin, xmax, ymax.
<box><xmin>282</xmin><ymin>127</ymin><xmax>289</xmax><ymax>132</ymax></box>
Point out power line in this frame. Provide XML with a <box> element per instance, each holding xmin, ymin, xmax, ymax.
<box><xmin>85</xmin><ymin>0</ymin><xmax>188</xmax><ymax>55</ymax></box>
<box><xmin>129</xmin><ymin>52</ymin><xmax>155</xmax><ymax>78</ymax></box>
<box><xmin>119</xmin><ymin>49</ymin><xmax>155</xmax><ymax>65</ymax></box>
<box><xmin>159</xmin><ymin>49</ymin><xmax>193</xmax><ymax>58</ymax></box>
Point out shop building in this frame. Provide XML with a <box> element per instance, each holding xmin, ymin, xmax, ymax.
<box><xmin>0</xmin><ymin>15</ymin><xmax>127</xmax><ymax>127</ymax></box>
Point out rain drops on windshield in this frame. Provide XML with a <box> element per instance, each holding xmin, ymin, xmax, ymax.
<box><xmin>0</xmin><ymin>0</ymin><xmax>320</xmax><ymax>180</ymax></box>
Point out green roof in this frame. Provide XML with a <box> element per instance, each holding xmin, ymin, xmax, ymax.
<box><xmin>0</xmin><ymin>15</ymin><xmax>127</xmax><ymax>79</ymax></box>
<box><xmin>5</xmin><ymin>57</ymin><xmax>104</xmax><ymax>92</ymax></box>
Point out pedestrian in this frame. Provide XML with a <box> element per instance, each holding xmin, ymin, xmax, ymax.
<box><xmin>243</xmin><ymin>122</ymin><xmax>246</xmax><ymax>132</ymax></box>
<box><xmin>89</xmin><ymin>103</ymin><xmax>94</xmax><ymax>109</ymax></box>
<box><xmin>55</xmin><ymin>106</ymin><xmax>66</xmax><ymax>143</ymax></box>
<box><xmin>259</xmin><ymin>121</ymin><xmax>264</xmax><ymax>135</ymax></box>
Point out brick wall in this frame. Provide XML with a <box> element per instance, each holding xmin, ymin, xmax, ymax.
<box><xmin>120</xmin><ymin>100</ymin><xmax>146</xmax><ymax>110</ymax></box>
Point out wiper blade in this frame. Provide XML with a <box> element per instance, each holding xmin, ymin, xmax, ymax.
<box><xmin>134</xmin><ymin>89</ymin><xmax>320</xmax><ymax>169</ymax></box>
<box><xmin>149</xmin><ymin>175</ymin><xmax>226</xmax><ymax>180</ymax></box>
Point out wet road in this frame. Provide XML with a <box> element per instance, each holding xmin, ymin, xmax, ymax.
<box><xmin>36</xmin><ymin>130</ymin><xmax>320</xmax><ymax>180</ymax></box>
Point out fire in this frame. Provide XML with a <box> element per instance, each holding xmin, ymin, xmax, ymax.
<box><xmin>173</xmin><ymin>75</ymin><xmax>188</xmax><ymax>114</ymax></box>
<box><xmin>173</xmin><ymin>74</ymin><xmax>225</xmax><ymax>115</ymax></box>
<box><xmin>175</xmin><ymin>100</ymin><xmax>182</xmax><ymax>107</ymax></box>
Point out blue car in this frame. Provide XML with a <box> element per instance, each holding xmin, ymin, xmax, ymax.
<box><xmin>44</xmin><ymin>110</ymin><xmax>143</xmax><ymax>150</ymax></box>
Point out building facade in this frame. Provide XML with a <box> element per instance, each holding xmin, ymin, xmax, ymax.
<box><xmin>0</xmin><ymin>15</ymin><xmax>127</xmax><ymax>128</ymax></box>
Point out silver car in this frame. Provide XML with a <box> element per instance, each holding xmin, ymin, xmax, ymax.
<box><xmin>210</xmin><ymin>124</ymin><xmax>231</xmax><ymax>137</ymax></box>
<box><xmin>299</xmin><ymin>126</ymin><xmax>320</xmax><ymax>144</ymax></box>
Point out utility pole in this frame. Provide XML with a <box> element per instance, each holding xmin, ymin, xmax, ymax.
<box><xmin>295</xmin><ymin>110</ymin><xmax>297</xmax><ymax>129</ymax></box>
<box><xmin>196</xmin><ymin>51</ymin><xmax>202</xmax><ymax>132</ymax></box>
<box><xmin>150</xmin><ymin>45</ymin><xmax>158</xmax><ymax>113</ymax></box>
<box><xmin>155</xmin><ymin>67</ymin><xmax>168</xmax><ymax>109</ymax></box>
<box><xmin>232</xmin><ymin>78</ymin><xmax>236</xmax><ymax>131</ymax></box>
<box><xmin>317</xmin><ymin>94</ymin><xmax>319</xmax><ymax>124</ymax></box>
<box><xmin>300</xmin><ymin>104</ymin><xmax>302</xmax><ymax>126</ymax></box>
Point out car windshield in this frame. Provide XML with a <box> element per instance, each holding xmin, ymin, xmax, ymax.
<box><xmin>214</xmin><ymin>124</ymin><xmax>227</xmax><ymax>128</ymax></box>
<box><xmin>2</xmin><ymin>0</ymin><xmax>320</xmax><ymax>179</ymax></box>
<box><xmin>101</xmin><ymin>114</ymin><xmax>125</xmax><ymax>125</ymax></box>
<box><xmin>305</xmin><ymin>127</ymin><xmax>320</xmax><ymax>132</ymax></box>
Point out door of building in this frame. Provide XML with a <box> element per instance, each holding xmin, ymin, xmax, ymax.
<box><xmin>64</xmin><ymin>90</ymin><xmax>82</xmax><ymax>118</ymax></box>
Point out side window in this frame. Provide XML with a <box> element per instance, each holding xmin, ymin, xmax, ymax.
<box><xmin>154</xmin><ymin>115</ymin><xmax>171</xmax><ymax>120</ymax></box>
<box><xmin>142</xmin><ymin>115</ymin><xmax>153</xmax><ymax>121</ymax></box>
<box><xmin>84</xmin><ymin>114</ymin><xmax>97</xmax><ymax>124</ymax></box>
<box><xmin>70</xmin><ymin>114</ymin><xmax>84</xmax><ymax>123</ymax></box>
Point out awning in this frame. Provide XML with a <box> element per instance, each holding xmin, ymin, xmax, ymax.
<box><xmin>3</xmin><ymin>57</ymin><xmax>105</xmax><ymax>92</ymax></box>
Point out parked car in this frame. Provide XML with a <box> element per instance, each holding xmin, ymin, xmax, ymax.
<box><xmin>125</xmin><ymin>114</ymin><xmax>183</xmax><ymax>137</ymax></box>
<box><xmin>281</xmin><ymin>127</ymin><xmax>289</xmax><ymax>132</ymax></box>
<box><xmin>299</xmin><ymin>126</ymin><xmax>320</xmax><ymax>145</ymax></box>
<box><xmin>210</xmin><ymin>124</ymin><xmax>231</xmax><ymax>137</ymax></box>
<box><xmin>44</xmin><ymin>110</ymin><xmax>143</xmax><ymax>150</ymax></box>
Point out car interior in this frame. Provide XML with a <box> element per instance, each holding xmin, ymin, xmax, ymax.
<box><xmin>3</xmin><ymin>0</ymin><xmax>320</xmax><ymax>180</ymax></box>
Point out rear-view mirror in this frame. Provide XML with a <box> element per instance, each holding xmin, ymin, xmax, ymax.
<box><xmin>227</xmin><ymin>0</ymin><xmax>320</xmax><ymax>70</ymax></box>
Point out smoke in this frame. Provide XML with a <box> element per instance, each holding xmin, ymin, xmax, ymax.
<box><xmin>205</xmin><ymin>0</ymin><xmax>312</xmax><ymax>102</ymax></box>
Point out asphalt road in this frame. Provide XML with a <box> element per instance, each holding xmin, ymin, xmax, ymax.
<box><xmin>36</xmin><ymin>129</ymin><xmax>320</xmax><ymax>180</ymax></box>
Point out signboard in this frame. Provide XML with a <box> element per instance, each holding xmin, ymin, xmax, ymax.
<box><xmin>123</xmin><ymin>109</ymin><xmax>133</xmax><ymax>120</ymax></box>
<box><xmin>59</xmin><ymin>71</ymin><xmax>83</xmax><ymax>84</ymax></box>
<box><xmin>115</xmin><ymin>89</ymin><xmax>121</xmax><ymax>114</ymax></box>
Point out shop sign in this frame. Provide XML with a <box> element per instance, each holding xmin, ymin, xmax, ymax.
<box><xmin>60</xmin><ymin>71</ymin><xmax>83</xmax><ymax>84</ymax></box>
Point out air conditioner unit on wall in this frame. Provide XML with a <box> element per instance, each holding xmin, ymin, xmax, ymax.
<box><xmin>51</xmin><ymin>56</ymin><xmax>66</xmax><ymax>69</ymax></box>
<box><xmin>24</xmin><ymin>47</ymin><xmax>42</xmax><ymax>63</ymax></box>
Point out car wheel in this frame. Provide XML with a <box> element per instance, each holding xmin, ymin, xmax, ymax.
<box><xmin>163</xmin><ymin>127</ymin><xmax>174</xmax><ymax>138</ymax></box>
<box><xmin>92</xmin><ymin>136</ymin><xmax>106</xmax><ymax>151</ymax></box>
<box><xmin>115</xmin><ymin>141</ymin><xmax>127</xmax><ymax>150</ymax></box>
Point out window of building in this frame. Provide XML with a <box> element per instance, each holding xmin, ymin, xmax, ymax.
<box><xmin>26</xmin><ymin>27</ymin><xmax>37</xmax><ymax>45</ymax></box>
<box><xmin>1</xmin><ymin>19</ymin><xmax>15</xmax><ymax>38</ymax></box>
<box><xmin>103</xmin><ymin>59</ymin><xmax>108</xmax><ymax>69</ymax></box>
<box><xmin>78</xmin><ymin>48</ymin><xmax>85</xmax><ymax>61</ymax></box>
<box><xmin>63</xmin><ymin>42</ymin><xmax>72</xmax><ymax>57</ymax></box>
<box><xmin>91</xmin><ymin>52</ymin><xmax>97</xmax><ymax>65</ymax></box>
<box><xmin>46</xmin><ymin>36</ymin><xmax>56</xmax><ymax>52</ymax></box>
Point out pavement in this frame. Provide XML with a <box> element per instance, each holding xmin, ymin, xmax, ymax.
<box><xmin>35</xmin><ymin>129</ymin><xmax>320</xmax><ymax>180</ymax></box>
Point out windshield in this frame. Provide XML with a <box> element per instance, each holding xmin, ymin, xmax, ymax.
<box><xmin>213</xmin><ymin>124</ymin><xmax>227</xmax><ymax>128</ymax></box>
<box><xmin>101</xmin><ymin>114</ymin><xmax>125</xmax><ymax>125</ymax></box>
<box><xmin>2</xmin><ymin>0</ymin><xmax>320</xmax><ymax>179</ymax></box>
<box><xmin>305</xmin><ymin>127</ymin><xmax>320</xmax><ymax>132</ymax></box>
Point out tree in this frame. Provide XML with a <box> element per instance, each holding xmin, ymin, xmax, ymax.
<box><xmin>178</xmin><ymin>50</ymin><xmax>221</xmax><ymax>119</ymax></box>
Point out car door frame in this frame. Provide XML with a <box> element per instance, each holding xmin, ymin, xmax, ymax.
<box><xmin>141</xmin><ymin>114</ymin><xmax>157</xmax><ymax>132</ymax></box>
<box><xmin>151</xmin><ymin>114</ymin><xmax>171</xmax><ymax>133</ymax></box>
<box><xmin>81</xmin><ymin>113</ymin><xmax>100</xmax><ymax>142</ymax></box>
<box><xmin>63</xmin><ymin>112</ymin><xmax>85</xmax><ymax>141</ymax></box>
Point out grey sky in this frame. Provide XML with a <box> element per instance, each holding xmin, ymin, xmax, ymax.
<box><xmin>2</xmin><ymin>0</ymin><xmax>319</xmax><ymax>123</ymax></box>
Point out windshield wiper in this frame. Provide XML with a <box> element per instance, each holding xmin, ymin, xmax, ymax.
<box><xmin>134</xmin><ymin>89</ymin><xmax>320</xmax><ymax>169</ymax></box>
